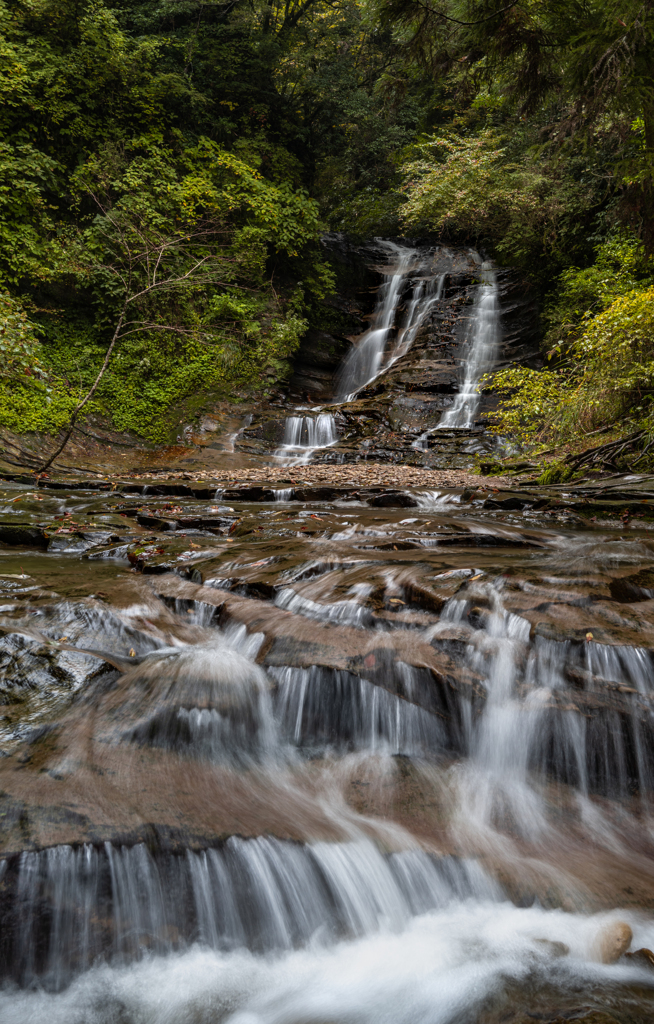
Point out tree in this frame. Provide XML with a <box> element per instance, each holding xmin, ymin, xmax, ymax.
<box><xmin>38</xmin><ymin>135</ymin><xmax>325</xmax><ymax>469</ymax></box>
<box><xmin>370</xmin><ymin>0</ymin><xmax>654</xmax><ymax>244</ymax></box>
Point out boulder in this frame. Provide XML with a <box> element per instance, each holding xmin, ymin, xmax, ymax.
<box><xmin>591</xmin><ymin>920</ymin><xmax>632</xmax><ymax>963</ymax></box>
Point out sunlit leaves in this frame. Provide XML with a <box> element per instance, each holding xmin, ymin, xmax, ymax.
<box><xmin>399</xmin><ymin>129</ymin><xmax>595</xmax><ymax>268</ymax></box>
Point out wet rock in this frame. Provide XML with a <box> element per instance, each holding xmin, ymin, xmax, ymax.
<box><xmin>221</xmin><ymin>486</ymin><xmax>275</xmax><ymax>502</ymax></box>
<box><xmin>289</xmin><ymin>328</ymin><xmax>353</xmax><ymax>401</ymax></box>
<box><xmin>533</xmin><ymin>938</ymin><xmax>570</xmax><ymax>957</ymax></box>
<box><xmin>0</xmin><ymin>524</ymin><xmax>48</xmax><ymax>548</ymax></box>
<box><xmin>500</xmin><ymin>1013</ymin><xmax>621</xmax><ymax>1024</ymax></box>
<box><xmin>136</xmin><ymin>514</ymin><xmax>178</xmax><ymax>531</ymax></box>
<box><xmin>293</xmin><ymin>486</ymin><xmax>350</xmax><ymax>502</ymax></box>
<box><xmin>483</xmin><ymin>496</ymin><xmax>532</xmax><ymax>510</ymax></box>
<box><xmin>610</xmin><ymin>569</ymin><xmax>654</xmax><ymax>602</ymax></box>
<box><xmin>368</xmin><ymin>492</ymin><xmax>418</xmax><ymax>508</ymax></box>
<box><xmin>401</xmin><ymin>581</ymin><xmax>447</xmax><ymax>615</ymax></box>
<box><xmin>625</xmin><ymin>947</ymin><xmax>654</xmax><ymax>968</ymax></box>
<box><xmin>142</xmin><ymin>483</ymin><xmax>194</xmax><ymax>497</ymax></box>
<box><xmin>591</xmin><ymin>920</ymin><xmax>632</xmax><ymax>963</ymax></box>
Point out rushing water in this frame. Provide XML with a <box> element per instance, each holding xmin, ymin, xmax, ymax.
<box><xmin>439</xmin><ymin>262</ymin><xmax>500</xmax><ymax>428</ymax></box>
<box><xmin>2</xmin><ymin>270</ymin><xmax>654</xmax><ymax>1019</ymax></box>
<box><xmin>335</xmin><ymin>241</ymin><xmax>446</xmax><ymax>402</ymax></box>
<box><xmin>274</xmin><ymin>412</ymin><xmax>338</xmax><ymax>464</ymax></box>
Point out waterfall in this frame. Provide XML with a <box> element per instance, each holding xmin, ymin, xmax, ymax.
<box><xmin>6</xmin><ymin>438</ymin><xmax>654</xmax><ymax>1022</ymax></box>
<box><xmin>5</xmin><ymin>837</ymin><xmax>499</xmax><ymax>989</ymax></box>
<box><xmin>273</xmin><ymin>589</ymin><xmax>375</xmax><ymax>628</ymax></box>
<box><xmin>270</xmin><ymin>665</ymin><xmax>445</xmax><ymax>754</ymax></box>
<box><xmin>439</xmin><ymin>262</ymin><xmax>500</xmax><ymax>428</ymax></box>
<box><xmin>274</xmin><ymin>412</ymin><xmax>338</xmax><ymax>464</ymax></box>
<box><xmin>335</xmin><ymin>242</ymin><xmax>445</xmax><ymax>402</ymax></box>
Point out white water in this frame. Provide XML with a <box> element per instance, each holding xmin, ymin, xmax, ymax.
<box><xmin>439</xmin><ymin>262</ymin><xmax>500</xmax><ymax>428</ymax></box>
<box><xmin>271</xmin><ymin>665</ymin><xmax>446</xmax><ymax>753</ymax></box>
<box><xmin>4</xmin><ymin>541</ymin><xmax>654</xmax><ymax>1017</ymax></box>
<box><xmin>274</xmin><ymin>412</ymin><xmax>338</xmax><ymax>464</ymax></box>
<box><xmin>4</xmin><ymin>901</ymin><xmax>654</xmax><ymax>1024</ymax></box>
<box><xmin>335</xmin><ymin>242</ymin><xmax>445</xmax><ymax>402</ymax></box>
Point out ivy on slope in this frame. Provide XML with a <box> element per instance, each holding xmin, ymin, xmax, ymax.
<box><xmin>482</xmin><ymin>234</ymin><xmax>654</xmax><ymax>456</ymax></box>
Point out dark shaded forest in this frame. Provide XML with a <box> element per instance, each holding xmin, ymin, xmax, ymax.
<box><xmin>2</xmin><ymin>0</ymin><xmax>654</xmax><ymax>462</ymax></box>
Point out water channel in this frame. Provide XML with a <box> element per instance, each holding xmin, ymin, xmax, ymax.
<box><xmin>1</xmin><ymin>241</ymin><xmax>654</xmax><ymax>1023</ymax></box>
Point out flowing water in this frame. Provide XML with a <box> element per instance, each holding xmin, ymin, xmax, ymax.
<box><xmin>335</xmin><ymin>241</ymin><xmax>446</xmax><ymax>402</ymax></box>
<box><xmin>439</xmin><ymin>262</ymin><xmax>500</xmax><ymax>429</ymax></box>
<box><xmin>275</xmin><ymin>413</ymin><xmax>338</xmax><ymax>464</ymax></box>
<box><xmin>2</xmin><ymin>478</ymin><xmax>654</xmax><ymax>1021</ymax></box>
<box><xmin>2</xmin><ymin>244</ymin><xmax>654</xmax><ymax>1022</ymax></box>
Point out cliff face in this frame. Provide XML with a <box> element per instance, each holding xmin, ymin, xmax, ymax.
<box><xmin>495</xmin><ymin>268</ymin><xmax>542</xmax><ymax>371</ymax></box>
<box><xmin>238</xmin><ymin>239</ymin><xmax>542</xmax><ymax>469</ymax></box>
<box><xmin>288</xmin><ymin>234</ymin><xmax>384</xmax><ymax>403</ymax></box>
<box><xmin>289</xmin><ymin>240</ymin><xmax>541</xmax><ymax>407</ymax></box>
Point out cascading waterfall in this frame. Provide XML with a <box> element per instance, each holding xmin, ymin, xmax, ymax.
<box><xmin>271</xmin><ymin>665</ymin><xmax>446</xmax><ymax>753</ymax></box>
<box><xmin>438</xmin><ymin>261</ymin><xmax>500</xmax><ymax>428</ymax></box>
<box><xmin>274</xmin><ymin>411</ymin><xmax>338</xmax><ymax>464</ymax></box>
<box><xmin>3</xmin><ymin>562</ymin><xmax>654</xmax><ymax>1023</ymax></box>
<box><xmin>5</xmin><ymin>405</ymin><xmax>654</xmax><ymax>1020</ymax></box>
<box><xmin>335</xmin><ymin>241</ymin><xmax>445</xmax><ymax>402</ymax></box>
<box><xmin>4</xmin><ymin>576</ymin><xmax>654</xmax><ymax>1017</ymax></box>
<box><xmin>6</xmin><ymin>837</ymin><xmax>497</xmax><ymax>990</ymax></box>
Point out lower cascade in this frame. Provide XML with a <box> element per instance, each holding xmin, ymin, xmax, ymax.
<box><xmin>6</xmin><ymin>837</ymin><xmax>496</xmax><ymax>990</ymax></box>
<box><xmin>275</xmin><ymin>412</ymin><xmax>338</xmax><ymax>463</ymax></box>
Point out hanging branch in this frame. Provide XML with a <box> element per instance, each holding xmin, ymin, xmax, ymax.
<box><xmin>409</xmin><ymin>0</ymin><xmax>520</xmax><ymax>26</ymax></box>
<box><xmin>36</xmin><ymin>191</ymin><xmax>233</xmax><ymax>473</ymax></box>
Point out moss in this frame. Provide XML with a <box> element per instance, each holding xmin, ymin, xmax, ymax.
<box><xmin>0</xmin><ymin>304</ymin><xmax>302</xmax><ymax>442</ymax></box>
<box><xmin>536</xmin><ymin>462</ymin><xmax>574</xmax><ymax>485</ymax></box>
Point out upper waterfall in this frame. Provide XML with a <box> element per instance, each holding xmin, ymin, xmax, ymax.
<box><xmin>335</xmin><ymin>241</ymin><xmax>445</xmax><ymax>402</ymax></box>
<box><xmin>439</xmin><ymin>262</ymin><xmax>500</xmax><ymax>428</ymax></box>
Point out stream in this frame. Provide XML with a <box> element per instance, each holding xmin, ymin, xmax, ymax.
<box><xmin>2</xmin><ymin>242</ymin><xmax>654</xmax><ymax>1023</ymax></box>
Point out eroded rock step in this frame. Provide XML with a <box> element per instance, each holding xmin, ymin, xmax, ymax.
<box><xmin>3</xmin><ymin>475</ymin><xmax>654</xmax><ymax>994</ymax></box>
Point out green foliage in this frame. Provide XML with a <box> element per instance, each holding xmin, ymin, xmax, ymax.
<box><xmin>485</xmin><ymin>283</ymin><xmax>654</xmax><ymax>448</ymax></box>
<box><xmin>544</xmin><ymin>232</ymin><xmax>654</xmax><ymax>353</ymax></box>
<box><xmin>7</xmin><ymin>0</ymin><xmax>654</xmax><ymax>454</ymax></box>
<box><xmin>481</xmin><ymin>367</ymin><xmax>573</xmax><ymax>444</ymax></box>
<box><xmin>0</xmin><ymin>0</ymin><xmax>354</xmax><ymax>440</ymax></box>
<box><xmin>0</xmin><ymin>144</ymin><xmax>64</xmax><ymax>285</ymax></box>
<box><xmin>400</xmin><ymin>131</ymin><xmax>597</xmax><ymax>271</ymax></box>
<box><xmin>0</xmin><ymin>292</ymin><xmax>44</xmax><ymax>380</ymax></box>
<box><xmin>536</xmin><ymin>462</ymin><xmax>575</xmax><ymax>485</ymax></box>
<box><xmin>574</xmin><ymin>286</ymin><xmax>654</xmax><ymax>387</ymax></box>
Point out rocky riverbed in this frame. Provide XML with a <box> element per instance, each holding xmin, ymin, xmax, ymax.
<box><xmin>2</xmin><ymin>241</ymin><xmax>654</xmax><ymax>1024</ymax></box>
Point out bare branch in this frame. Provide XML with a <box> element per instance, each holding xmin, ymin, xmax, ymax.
<box><xmin>39</xmin><ymin>306</ymin><xmax>127</xmax><ymax>473</ymax></box>
<box><xmin>405</xmin><ymin>0</ymin><xmax>520</xmax><ymax>28</ymax></box>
